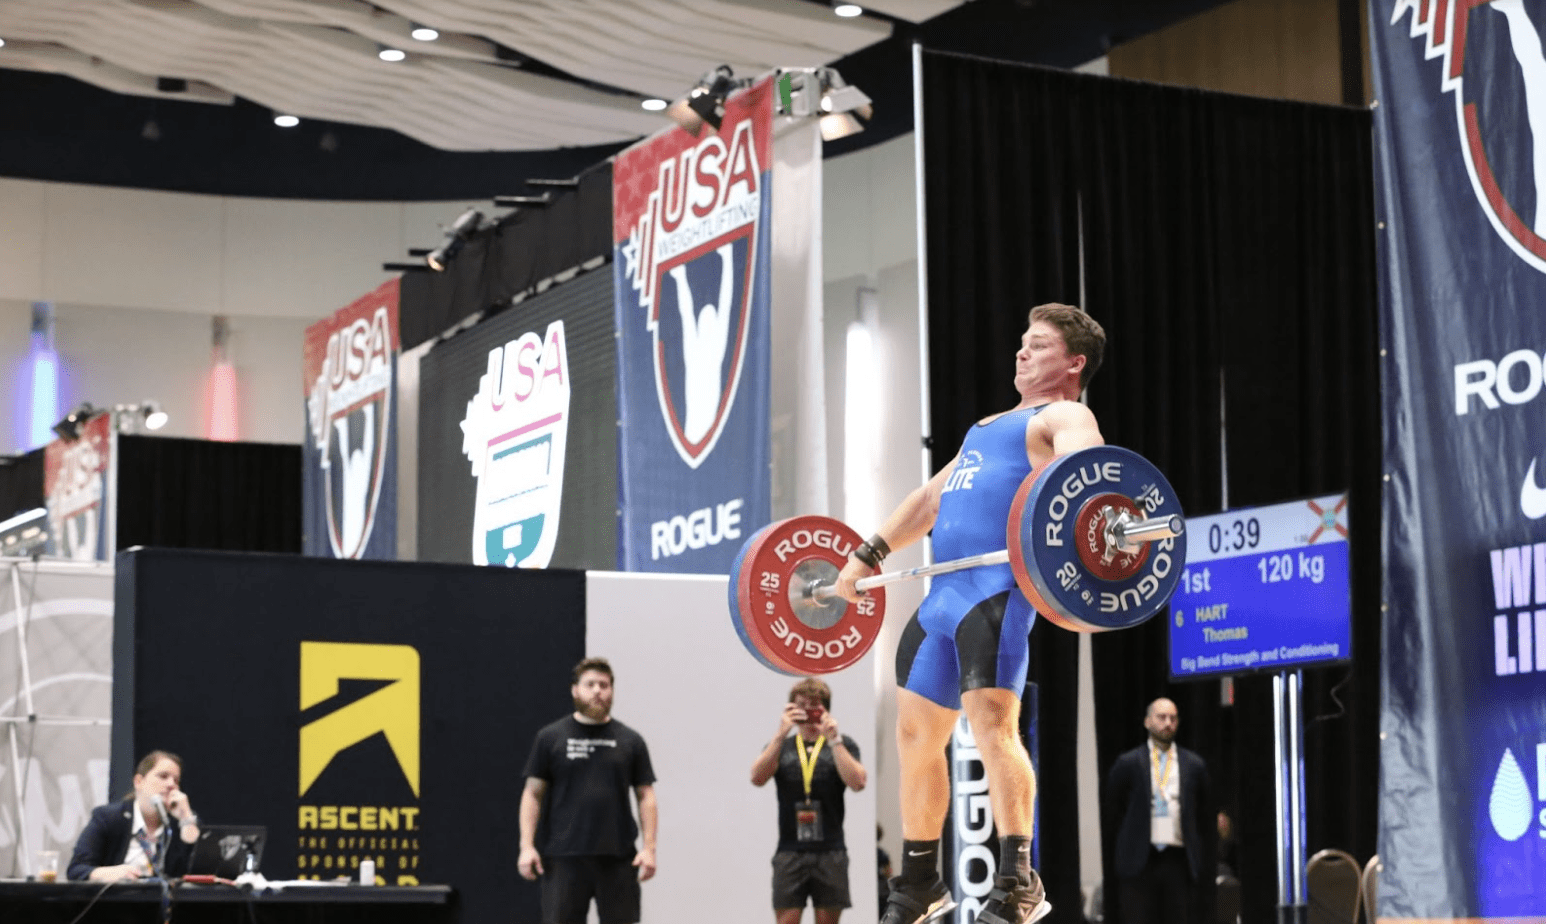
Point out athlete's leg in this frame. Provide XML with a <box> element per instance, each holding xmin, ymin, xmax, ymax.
<box><xmin>897</xmin><ymin>687</ymin><xmax>960</xmax><ymax>839</ymax></box>
<box><xmin>960</xmin><ymin>686</ymin><xmax>1035</xmax><ymax>837</ymax></box>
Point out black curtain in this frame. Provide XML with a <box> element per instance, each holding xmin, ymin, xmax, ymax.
<box><xmin>0</xmin><ymin>448</ymin><xmax>45</xmax><ymax>521</ymax></box>
<box><xmin>116</xmin><ymin>436</ymin><xmax>301</xmax><ymax>553</ymax></box>
<box><xmin>398</xmin><ymin>163</ymin><xmax>615</xmax><ymax>350</ymax></box>
<box><xmin>923</xmin><ymin>52</ymin><xmax>1380</xmax><ymax>924</ymax></box>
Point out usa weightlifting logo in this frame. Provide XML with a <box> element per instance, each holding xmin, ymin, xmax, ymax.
<box><xmin>1393</xmin><ymin>0</ymin><xmax>1546</xmax><ymax>273</ymax></box>
<box><xmin>458</xmin><ymin>320</ymin><xmax>571</xmax><ymax>568</ymax></box>
<box><xmin>307</xmin><ymin>305</ymin><xmax>393</xmax><ymax>560</ymax></box>
<box><xmin>617</xmin><ymin>117</ymin><xmax>762</xmax><ymax>468</ymax></box>
<box><xmin>1010</xmin><ymin>446</ymin><xmax>1185</xmax><ymax>631</ymax></box>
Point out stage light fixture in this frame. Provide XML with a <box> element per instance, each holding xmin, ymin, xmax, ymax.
<box><xmin>52</xmin><ymin>402</ymin><xmax>101</xmax><ymax>441</ymax></box>
<box><xmin>0</xmin><ymin>507</ymin><xmax>48</xmax><ymax>558</ymax></box>
<box><xmin>379</xmin><ymin>46</ymin><xmax>406</xmax><ymax>62</ymax></box>
<box><xmin>426</xmin><ymin>208</ymin><xmax>485</xmax><ymax>272</ymax></box>
<box><xmin>666</xmin><ymin>65</ymin><xmax>738</xmax><ymax>136</ymax></box>
<box><xmin>411</xmin><ymin>25</ymin><xmax>439</xmax><ymax>41</ymax></box>
<box><xmin>775</xmin><ymin>67</ymin><xmax>872</xmax><ymax>141</ymax></box>
<box><xmin>113</xmin><ymin>400</ymin><xmax>168</xmax><ymax>433</ymax></box>
<box><xmin>274</xmin><ymin>113</ymin><xmax>299</xmax><ymax>127</ymax></box>
<box><xmin>833</xmin><ymin>2</ymin><xmax>863</xmax><ymax>16</ymax></box>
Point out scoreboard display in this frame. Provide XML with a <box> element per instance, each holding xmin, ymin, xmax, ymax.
<box><xmin>1168</xmin><ymin>493</ymin><xmax>1352</xmax><ymax>680</ymax></box>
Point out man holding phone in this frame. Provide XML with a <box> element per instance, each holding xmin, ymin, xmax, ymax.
<box><xmin>751</xmin><ymin>678</ymin><xmax>868</xmax><ymax>924</ymax></box>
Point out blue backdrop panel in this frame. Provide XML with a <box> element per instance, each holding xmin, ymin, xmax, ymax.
<box><xmin>112</xmin><ymin>548</ymin><xmax>585</xmax><ymax>924</ymax></box>
<box><xmin>1371</xmin><ymin>1</ymin><xmax>1546</xmax><ymax>916</ymax></box>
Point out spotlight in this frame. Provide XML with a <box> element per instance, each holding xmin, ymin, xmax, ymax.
<box><xmin>274</xmin><ymin>113</ymin><xmax>300</xmax><ymax>127</ymax></box>
<box><xmin>641</xmin><ymin>98</ymin><xmax>667</xmax><ymax>111</ymax></box>
<box><xmin>0</xmin><ymin>507</ymin><xmax>48</xmax><ymax>558</ymax></box>
<box><xmin>426</xmin><ymin>208</ymin><xmax>485</xmax><ymax>272</ymax></box>
<box><xmin>410</xmin><ymin>25</ymin><xmax>439</xmax><ymax>41</ymax></box>
<box><xmin>378</xmin><ymin>46</ymin><xmax>406</xmax><ymax>62</ymax></box>
<box><xmin>833</xmin><ymin>2</ymin><xmax>863</xmax><ymax>16</ymax></box>
<box><xmin>113</xmin><ymin>401</ymin><xmax>168</xmax><ymax>433</ymax></box>
<box><xmin>775</xmin><ymin>67</ymin><xmax>872</xmax><ymax>141</ymax></box>
<box><xmin>666</xmin><ymin>65</ymin><xmax>737</xmax><ymax>136</ymax></box>
<box><xmin>52</xmin><ymin>402</ymin><xmax>101</xmax><ymax>441</ymax></box>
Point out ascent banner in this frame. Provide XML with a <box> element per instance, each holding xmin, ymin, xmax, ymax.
<box><xmin>1371</xmin><ymin>2</ymin><xmax>1546</xmax><ymax>917</ymax></box>
<box><xmin>302</xmin><ymin>279</ymin><xmax>399</xmax><ymax>560</ymax></box>
<box><xmin>613</xmin><ymin>78</ymin><xmax>774</xmax><ymax>573</ymax></box>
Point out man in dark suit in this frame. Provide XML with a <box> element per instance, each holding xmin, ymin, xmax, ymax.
<box><xmin>1103</xmin><ymin>698</ymin><xmax>1215</xmax><ymax>924</ymax></box>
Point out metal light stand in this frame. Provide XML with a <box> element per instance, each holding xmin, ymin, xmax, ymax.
<box><xmin>1273</xmin><ymin>669</ymin><xmax>1308</xmax><ymax>924</ymax></box>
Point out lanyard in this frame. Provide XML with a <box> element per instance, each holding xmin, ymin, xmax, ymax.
<box><xmin>135</xmin><ymin>827</ymin><xmax>165</xmax><ymax>874</ymax></box>
<box><xmin>795</xmin><ymin>735</ymin><xmax>826</xmax><ymax>797</ymax></box>
<box><xmin>1151</xmin><ymin>744</ymin><xmax>1175</xmax><ymax>793</ymax></box>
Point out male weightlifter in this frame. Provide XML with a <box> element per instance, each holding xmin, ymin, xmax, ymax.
<box><xmin>834</xmin><ymin>303</ymin><xmax>1106</xmax><ymax>924</ymax></box>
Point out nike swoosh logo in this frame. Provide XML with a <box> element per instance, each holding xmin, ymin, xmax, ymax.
<box><xmin>1523</xmin><ymin>460</ymin><xmax>1546</xmax><ymax>519</ymax></box>
<box><xmin>907</xmin><ymin>850</ymin><xmax>931</xmax><ymax>857</ymax></box>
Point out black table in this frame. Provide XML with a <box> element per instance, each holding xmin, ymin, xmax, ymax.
<box><xmin>0</xmin><ymin>879</ymin><xmax>455</xmax><ymax>923</ymax></box>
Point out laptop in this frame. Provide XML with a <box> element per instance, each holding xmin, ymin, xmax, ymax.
<box><xmin>186</xmin><ymin>825</ymin><xmax>266</xmax><ymax>880</ymax></box>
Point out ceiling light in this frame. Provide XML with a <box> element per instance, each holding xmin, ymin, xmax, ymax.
<box><xmin>641</xmin><ymin>98</ymin><xmax>667</xmax><ymax>112</ymax></box>
<box><xmin>426</xmin><ymin>208</ymin><xmax>485</xmax><ymax>272</ymax></box>
<box><xmin>410</xmin><ymin>25</ymin><xmax>439</xmax><ymax>41</ymax></box>
<box><xmin>0</xmin><ymin>38</ymin><xmax>6</xmax><ymax>49</ymax></box>
<box><xmin>52</xmin><ymin>402</ymin><xmax>101</xmax><ymax>441</ymax></box>
<box><xmin>274</xmin><ymin>114</ymin><xmax>300</xmax><ymax>128</ymax></box>
<box><xmin>379</xmin><ymin>47</ymin><xmax>406</xmax><ymax>62</ymax></box>
<box><xmin>834</xmin><ymin>3</ymin><xmax>863</xmax><ymax>16</ymax></box>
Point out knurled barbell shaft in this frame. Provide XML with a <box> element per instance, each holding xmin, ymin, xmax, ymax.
<box><xmin>805</xmin><ymin>513</ymin><xmax>1185</xmax><ymax>603</ymax></box>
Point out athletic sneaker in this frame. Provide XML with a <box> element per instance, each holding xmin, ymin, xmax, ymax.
<box><xmin>975</xmin><ymin>870</ymin><xmax>1051</xmax><ymax>924</ymax></box>
<box><xmin>878</xmin><ymin>876</ymin><xmax>956</xmax><ymax>924</ymax></box>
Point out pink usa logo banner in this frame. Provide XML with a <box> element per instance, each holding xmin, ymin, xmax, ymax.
<box><xmin>615</xmin><ymin>79</ymin><xmax>773</xmax><ymax>469</ymax></box>
<box><xmin>1393</xmin><ymin>0</ymin><xmax>1546</xmax><ymax>272</ymax></box>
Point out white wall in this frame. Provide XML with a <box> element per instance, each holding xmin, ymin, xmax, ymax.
<box><xmin>585</xmin><ymin>572</ymin><xmax>878</xmax><ymax>924</ymax></box>
<box><xmin>0</xmin><ymin>177</ymin><xmax>474</xmax><ymax>448</ymax></box>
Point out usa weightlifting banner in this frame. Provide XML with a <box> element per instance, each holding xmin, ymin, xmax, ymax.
<box><xmin>613</xmin><ymin>77</ymin><xmax>773</xmax><ymax>574</ymax></box>
<box><xmin>302</xmin><ymin>278</ymin><xmax>399</xmax><ymax>560</ymax></box>
<box><xmin>1372</xmin><ymin>2</ymin><xmax>1546</xmax><ymax>917</ymax></box>
<box><xmin>44</xmin><ymin>410</ymin><xmax>112</xmax><ymax>561</ymax></box>
<box><xmin>113</xmin><ymin>548</ymin><xmax>584</xmax><ymax>924</ymax></box>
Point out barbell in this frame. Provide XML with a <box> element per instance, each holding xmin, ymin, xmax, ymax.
<box><xmin>727</xmin><ymin>445</ymin><xmax>1188</xmax><ymax>676</ymax></box>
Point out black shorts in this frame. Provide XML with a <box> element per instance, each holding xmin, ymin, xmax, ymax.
<box><xmin>541</xmin><ymin>855</ymin><xmax>641</xmax><ymax>924</ymax></box>
<box><xmin>771</xmin><ymin>849</ymin><xmax>851</xmax><ymax>910</ymax></box>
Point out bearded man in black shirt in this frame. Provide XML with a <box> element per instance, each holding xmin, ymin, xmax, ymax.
<box><xmin>519</xmin><ymin>657</ymin><xmax>658</xmax><ymax>924</ymax></box>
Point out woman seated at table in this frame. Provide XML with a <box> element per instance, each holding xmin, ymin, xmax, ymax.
<box><xmin>68</xmin><ymin>750</ymin><xmax>201</xmax><ymax>881</ymax></box>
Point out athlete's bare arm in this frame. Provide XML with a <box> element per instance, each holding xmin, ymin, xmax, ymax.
<box><xmin>1026</xmin><ymin>400</ymin><xmax>1103</xmax><ymax>468</ymax></box>
<box><xmin>832</xmin><ymin>454</ymin><xmax>959</xmax><ymax>602</ymax></box>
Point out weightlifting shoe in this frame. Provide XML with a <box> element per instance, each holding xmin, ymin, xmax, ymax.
<box><xmin>879</xmin><ymin>876</ymin><xmax>955</xmax><ymax>924</ymax></box>
<box><xmin>974</xmin><ymin>869</ymin><xmax>1051</xmax><ymax>924</ymax></box>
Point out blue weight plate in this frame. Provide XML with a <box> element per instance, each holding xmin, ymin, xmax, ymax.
<box><xmin>1008</xmin><ymin>446</ymin><xmax>1185</xmax><ymax>632</ymax></box>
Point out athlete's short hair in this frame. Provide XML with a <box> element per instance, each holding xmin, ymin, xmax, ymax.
<box><xmin>1029</xmin><ymin>303</ymin><xmax>1106</xmax><ymax>390</ymax></box>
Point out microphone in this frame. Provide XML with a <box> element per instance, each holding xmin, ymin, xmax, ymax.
<box><xmin>151</xmin><ymin>794</ymin><xmax>169</xmax><ymax>825</ymax></box>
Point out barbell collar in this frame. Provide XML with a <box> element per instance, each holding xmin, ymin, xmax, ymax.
<box><xmin>1107</xmin><ymin>513</ymin><xmax>1185</xmax><ymax>553</ymax></box>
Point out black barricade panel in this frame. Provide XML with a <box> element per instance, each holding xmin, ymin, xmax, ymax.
<box><xmin>417</xmin><ymin>267</ymin><xmax>618</xmax><ymax>570</ymax></box>
<box><xmin>113</xmin><ymin>547</ymin><xmax>585</xmax><ymax>924</ymax></box>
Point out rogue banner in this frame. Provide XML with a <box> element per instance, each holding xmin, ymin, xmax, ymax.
<box><xmin>302</xmin><ymin>279</ymin><xmax>400</xmax><ymax>560</ymax></box>
<box><xmin>1372</xmin><ymin>1</ymin><xmax>1546</xmax><ymax>917</ymax></box>
<box><xmin>613</xmin><ymin>78</ymin><xmax>773</xmax><ymax>573</ymax></box>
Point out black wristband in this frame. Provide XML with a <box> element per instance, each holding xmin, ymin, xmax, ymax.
<box><xmin>852</xmin><ymin>542</ymin><xmax>880</xmax><ymax>568</ymax></box>
<box><xmin>867</xmin><ymin>534</ymin><xmax>891</xmax><ymax>563</ymax></box>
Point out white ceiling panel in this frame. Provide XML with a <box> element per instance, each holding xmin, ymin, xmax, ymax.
<box><xmin>0</xmin><ymin>0</ymin><xmax>947</xmax><ymax>150</ymax></box>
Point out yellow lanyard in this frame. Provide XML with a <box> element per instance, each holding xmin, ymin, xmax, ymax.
<box><xmin>1151</xmin><ymin>744</ymin><xmax>1175</xmax><ymax>793</ymax></box>
<box><xmin>796</xmin><ymin>735</ymin><xmax>826</xmax><ymax>797</ymax></box>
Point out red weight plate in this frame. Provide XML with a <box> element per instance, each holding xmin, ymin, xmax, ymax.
<box><xmin>740</xmin><ymin>514</ymin><xmax>885</xmax><ymax>675</ymax></box>
<box><xmin>1073</xmin><ymin>493</ymin><xmax>1151</xmax><ymax>582</ymax></box>
<box><xmin>736</xmin><ymin>520</ymin><xmax>805</xmax><ymax>674</ymax></box>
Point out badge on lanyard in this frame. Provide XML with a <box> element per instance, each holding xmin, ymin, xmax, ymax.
<box><xmin>796</xmin><ymin>736</ymin><xmax>826</xmax><ymax>842</ymax></box>
<box><xmin>1152</xmin><ymin>747</ymin><xmax>1173</xmax><ymax>818</ymax></box>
